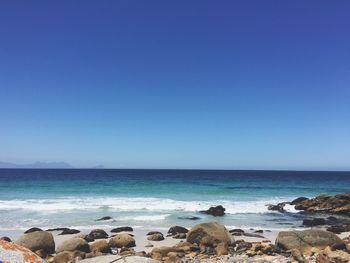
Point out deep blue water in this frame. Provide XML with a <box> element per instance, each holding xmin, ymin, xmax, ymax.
<box><xmin>0</xmin><ymin>169</ymin><xmax>349</xmax><ymax>234</ymax></box>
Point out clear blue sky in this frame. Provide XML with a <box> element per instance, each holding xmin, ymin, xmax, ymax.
<box><xmin>0</xmin><ymin>1</ymin><xmax>349</xmax><ymax>170</ymax></box>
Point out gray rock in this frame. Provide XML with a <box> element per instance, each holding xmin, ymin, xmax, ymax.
<box><xmin>56</xmin><ymin>237</ymin><xmax>90</xmax><ymax>253</ymax></box>
<box><xmin>275</xmin><ymin>229</ymin><xmax>343</xmax><ymax>253</ymax></box>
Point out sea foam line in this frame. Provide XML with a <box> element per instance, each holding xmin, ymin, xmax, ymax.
<box><xmin>0</xmin><ymin>196</ymin><xmax>293</xmax><ymax>214</ymax></box>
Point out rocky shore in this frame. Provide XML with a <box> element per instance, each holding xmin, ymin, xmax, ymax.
<box><xmin>2</xmin><ymin>194</ymin><xmax>350</xmax><ymax>262</ymax></box>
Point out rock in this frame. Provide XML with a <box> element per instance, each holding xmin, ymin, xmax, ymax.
<box><xmin>0</xmin><ymin>236</ymin><xmax>11</xmax><ymax>242</ymax></box>
<box><xmin>267</xmin><ymin>203</ymin><xmax>286</xmax><ymax>212</ymax></box>
<box><xmin>330</xmin><ymin>242</ymin><xmax>347</xmax><ymax>251</ymax></box>
<box><xmin>173</xmin><ymin>233</ymin><xmax>186</xmax><ymax>239</ymax></box>
<box><xmin>291</xmin><ymin>197</ymin><xmax>309</xmax><ymax>205</ymax></box>
<box><xmin>88</xmin><ymin>229</ymin><xmax>109</xmax><ymax>239</ymax></box>
<box><xmin>167</xmin><ymin>226</ymin><xmax>188</xmax><ymax>235</ymax></box>
<box><xmin>59</xmin><ymin>228</ymin><xmax>80</xmax><ymax>235</ymax></box>
<box><xmin>326</xmin><ymin>224</ymin><xmax>350</xmax><ymax>234</ymax></box>
<box><xmin>147</xmin><ymin>231</ymin><xmax>163</xmax><ymax>236</ymax></box>
<box><xmin>15</xmin><ymin>231</ymin><xmax>55</xmax><ymax>254</ymax></box>
<box><xmin>177</xmin><ymin>216</ymin><xmax>201</xmax><ymax>220</ymax></box>
<box><xmin>24</xmin><ymin>227</ymin><xmax>43</xmax><ymax>234</ymax></box>
<box><xmin>0</xmin><ymin>240</ymin><xmax>45</xmax><ymax>263</ymax></box>
<box><xmin>243</xmin><ymin>233</ymin><xmax>265</xmax><ymax>238</ymax></box>
<box><xmin>254</xmin><ymin>230</ymin><xmax>263</xmax><ymax>233</ymax></box>
<box><xmin>53</xmin><ymin>250</ymin><xmax>86</xmax><ymax>263</ymax></box>
<box><xmin>108</xmin><ymin>233</ymin><xmax>136</xmax><ymax>248</ymax></box>
<box><xmin>303</xmin><ymin>218</ymin><xmax>326</xmax><ymax>227</ymax></box>
<box><xmin>111</xmin><ymin>226</ymin><xmax>133</xmax><ymax>233</ymax></box>
<box><xmin>200</xmin><ymin>205</ymin><xmax>225</xmax><ymax>216</ymax></box>
<box><xmin>229</xmin><ymin>229</ymin><xmax>245</xmax><ymax>233</ymax></box>
<box><xmin>90</xmin><ymin>240</ymin><xmax>111</xmax><ymax>253</ymax></box>
<box><xmin>275</xmin><ymin>229</ymin><xmax>343</xmax><ymax>253</ymax></box>
<box><xmin>46</xmin><ymin>227</ymin><xmax>69</xmax><ymax>232</ymax></box>
<box><xmin>235</xmin><ymin>240</ymin><xmax>252</xmax><ymax>252</ymax></box>
<box><xmin>215</xmin><ymin>242</ymin><xmax>228</xmax><ymax>255</ymax></box>
<box><xmin>96</xmin><ymin>216</ymin><xmax>113</xmax><ymax>221</ymax></box>
<box><xmin>187</xmin><ymin>222</ymin><xmax>233</xmax><ymax>247</ymax></box>
<box><xmin>83</xmin><ymin>234</ymin><xmax>96</xmax><ymax>242</ymax></box>
<box><xmin>293</xmin><ymin>193</ymin><xmax>350</xmax><ymax>216</ymax></box>
<box><xmin>316</xmin><ymin>247</ymin><xmax>350</xmax><ymax>263</ymax></box>
<box><xmin>57</xmin><ymin>237</ymin><xmax>90</xmax><ymax>253</ymax></box>
<box><xmin>290</xmin><ymin>248</ymin><xmax>306</xmax><ymax>263</ymax></box>
<box><xmin>147</xmin><ymin>233</ymin><xmax>164</xmax><ymax>241</ymax></box>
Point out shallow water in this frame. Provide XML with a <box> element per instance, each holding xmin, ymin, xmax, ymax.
<box><xmin>0</xmin><ymin>169</ymin><xmax>349</xmax><ymax>233</ymax></box>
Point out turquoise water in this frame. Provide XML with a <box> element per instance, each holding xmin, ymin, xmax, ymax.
<box><xmin>0</xmin><ymin>169</ymin><xmax>349</xmax><ymax>234</ymax></box>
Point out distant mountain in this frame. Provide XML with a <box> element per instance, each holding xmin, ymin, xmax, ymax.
<box><xmin>91</xmin><ymin>165</ymin><xmax>104</xmax><ymax>169</ymax></box>
<box><xmin>0</xmin><ymin>161</ymin><xmax>74</xmax><ymax>169</ymax></box>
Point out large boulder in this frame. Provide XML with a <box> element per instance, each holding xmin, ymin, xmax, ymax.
<box><xmin>15</xmin><ymin>231</ymin><xmax>55</xmax><ymax>254</ymax></box>
<box><xmin>275</xmin><ymin>230</ymin><xmax>343</xmax><ymax>253</ymax></box>
<box><xmin>0</xmin><ymin>240</ymin><xmax>45</xmax><ymax>263</ymax></box>
<box><xmin>56</xmin><ymin>237</ymin><xmax>90</xmax><ymax>253</ymax></box>
<box><xmin>186</xmin><ymin>222</ymin><xmax>233</xmax><ymax>247</ymax></box>
<box><xmin>108</xmin><ymin>233</ymin><xmax>136</xmax><ymax>248</ymax></box>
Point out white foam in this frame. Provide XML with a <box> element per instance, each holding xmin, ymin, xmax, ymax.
<box><xmin>0</xmin><ymin>196</ymin><xmax>291</xmax><ymax>214</ymax></box>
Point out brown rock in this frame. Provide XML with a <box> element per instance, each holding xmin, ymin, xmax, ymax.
<box><xmin>108</xmin><ymin>233</ymin><xmax>135</xmax><ymax>248</ymax></box>
<box><xmin>89</xmin><ymin>239</ymin><xmax>111</xmax><ymax>253</ymax></box>
<box><xmin>187</xmin><ymin>222</ymin><xmax>233</xmax><ymax>247</ymax></box>
<box><xmin>316</xmin><ymin>247</ymin><xmax>350</xmax><ymax>263</ymax></box>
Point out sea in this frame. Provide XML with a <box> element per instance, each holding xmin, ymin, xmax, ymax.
<box><xmin>0</xmin><ymin>169</ymin><xmax>349</xmax><ymax>236</ymax></box>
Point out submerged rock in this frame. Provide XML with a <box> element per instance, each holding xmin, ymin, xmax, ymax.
<box><xmin>15</xmin><ymin>231</ymin><xmax>55</xmax><ymax>254</ymax></box>
<box><xmin>96</xmin><ymin>216</ymin><xmax>113</xmax><ymax>221</ymax></box>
